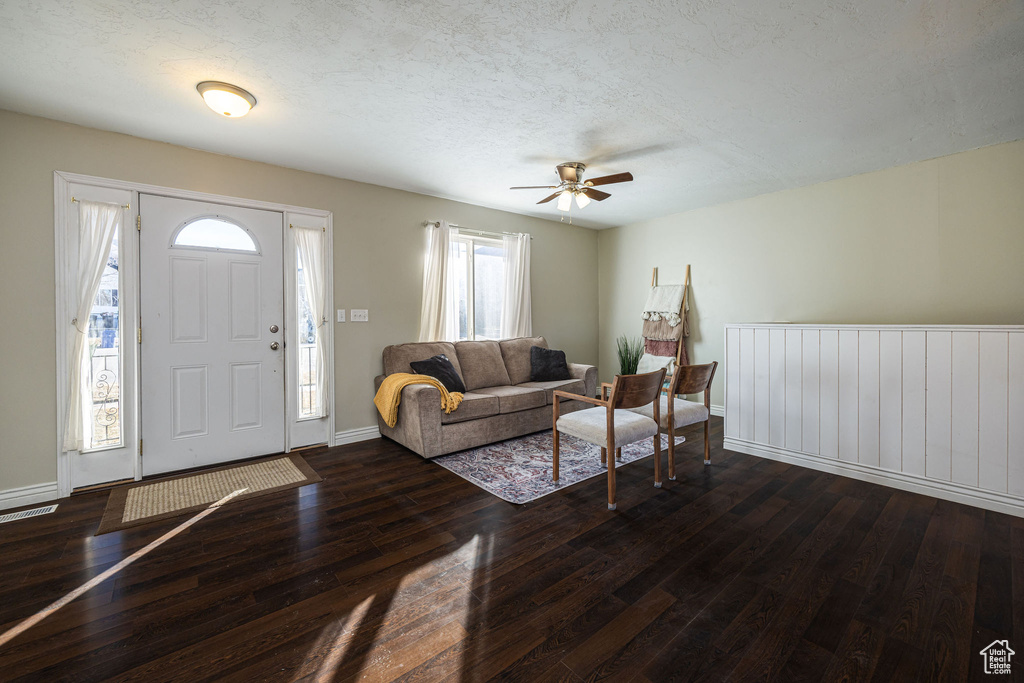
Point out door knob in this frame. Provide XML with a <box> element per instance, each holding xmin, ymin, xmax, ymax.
<box><xmin>270</xmin><ymin>341</ymin><xmax>280</xmax><ymax>350</ymax></box>
<box><xmin>269</xmin><ymin>324</ymin><xmax>279</xmax><ymax>333</ymax></box>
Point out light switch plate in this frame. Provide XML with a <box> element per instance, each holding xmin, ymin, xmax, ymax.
<box><xmin>337</xmin><ymin>309</ymin><xmax>345</xmax><ymax>323</ymax></box>
<box><xmin>351</xmin><ymin>309</ymin><xmax>369</xmax><ymax>322</ymax></box>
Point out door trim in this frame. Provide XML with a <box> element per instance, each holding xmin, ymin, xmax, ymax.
<box><xmin>54</xmin><ymin>171</ymin><xmax>335</xmax><ymax>497</ymax></box>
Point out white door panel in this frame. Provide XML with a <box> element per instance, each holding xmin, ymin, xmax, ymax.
<box><xmin>140</xmin><ymin>195</ymin><xmax>285</xmax><ymax>476</ymax></box>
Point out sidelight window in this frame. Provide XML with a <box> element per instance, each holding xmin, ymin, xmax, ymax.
<box><xmin>84</xmin><ymin>229</ymin><xmax>122</xmax><ymax>450</ymax></box>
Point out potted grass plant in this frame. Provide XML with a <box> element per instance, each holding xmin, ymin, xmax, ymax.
<box><xmin>616</xmin><ymin>335</ymin><xmax>644</xmax><ymax>375</ymax></box>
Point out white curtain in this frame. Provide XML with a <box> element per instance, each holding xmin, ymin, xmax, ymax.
<box><xmin>500</xmin><ymin>233</ymin><xmax>532</xmax><ymax>338</ymax></box>
<box><xmin>418</xmin><ymin>220</ymin><xmax>456</xmax><ymax>342</ymax></box>
<box><xmin>295</xmin><ymin>226</ymin><xmax>328</xmax><ymax>418</ymax></box>
<box><xmin>64</xmin><ymin>200</ymin><xmax>122</xmax><ymax>452</ymax></box>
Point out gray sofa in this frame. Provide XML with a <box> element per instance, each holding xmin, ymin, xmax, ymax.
<box><xmin>374</xmin><ymin>336</ymin><xmax>597</xmax><ymax>458</ymax></box>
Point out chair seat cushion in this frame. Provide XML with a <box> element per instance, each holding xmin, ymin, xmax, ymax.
<box><xmin>441</xmin><ymin>391</ymin><xmax>499</xmax><ymax>424</ymax></box>
<box><xmin>516</xmin><ymin>379</ymin><xmax>586</xmax><ymax>404</ymax></box>
<box><xmin>556</xmin><ymin>407</ymin><xmax>659</xmax><ymax>446</ymax></box>
<box><xmin>628</xmin><ymin>396</ymin><xmax>710</xmax><ymax>429</ymax></box>
<box><xmin>472</xmin><ymin>385</ymin><xmax>546</xmax><ymax>414</ymax></box>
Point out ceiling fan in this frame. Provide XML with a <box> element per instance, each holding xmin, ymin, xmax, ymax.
<box><xmin>510</xmin><ymin>162</ymin><xmax>633</xmax><ymax>211</ymax></box>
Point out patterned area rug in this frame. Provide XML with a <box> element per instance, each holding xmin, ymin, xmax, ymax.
<box><xmin>96</xmin><ymin>454</ymin><xmax>321</xmax><ymax>535</ymax></box>
<box><xmin>434</xmin><ymin>430</ymin><xmax>684</xmax><ymax>504</ymax></box>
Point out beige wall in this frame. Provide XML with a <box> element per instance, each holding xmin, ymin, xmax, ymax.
<box><xmin>0</xmin><ymin>110</ymin><xmax>599</xmax><ymax>491</ymax></box>
<box><xmin>598</xmin><ymin>139</ymin><xmax>1024</xmax><ymax>406</ymax></box>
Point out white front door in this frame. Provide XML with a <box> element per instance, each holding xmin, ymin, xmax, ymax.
<box><xmin>140</xmin><ymin>195</ymin><xmax>285</xmax><ymax>476</ymax></box>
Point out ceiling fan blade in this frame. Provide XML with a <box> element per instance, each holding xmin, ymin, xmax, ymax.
<box><xmin>582</xmin><ymin>188</ymin><xmax>611</xmax><ymax>201</ymax></box>
<box><xmin>537</xmin><ymin>192</ymin><xmax>562</xmax><ymax>204</ymax></box>
<box><xmin>510</xmin><ymin>185</ymin><xmax>558</xmax><ymax>190</ymax></box>
<box><xmin>585</xmin><ymin>172</ymin><xmax>633</xmax><ymax>187</ymax></box>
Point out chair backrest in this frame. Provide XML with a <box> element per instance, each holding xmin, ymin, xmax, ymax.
<box><xmin>668</xmin><ymin>361</ymin><xmax>718</xmax><ymax>402</ymax></box>
<box><xmin>609</xmin><ymin>369</ymin><xmax>667</xmax><ymax>410</ymax></box>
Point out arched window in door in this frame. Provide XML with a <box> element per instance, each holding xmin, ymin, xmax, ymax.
<box><xmin>171</xmin><ymin>216</ymin><xmax>260</xmax><ymax>254</ymax></box>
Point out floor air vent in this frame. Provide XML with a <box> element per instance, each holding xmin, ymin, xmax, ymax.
<box><xmin>0</xmin><ymin>504</ymin><xmax>58</xmax><ymax>524</ymax></box>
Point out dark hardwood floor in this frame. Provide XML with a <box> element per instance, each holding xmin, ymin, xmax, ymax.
<box><xmin>1</xmin><ymin>417</ymin><xmax>1021</xmax><ymax>682</ymax></box>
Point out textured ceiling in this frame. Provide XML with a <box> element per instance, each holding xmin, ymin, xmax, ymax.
<box><xmin>2</xmin><ymin>0</ymin><xmax>1023</xmax><ymax>228</ymax></box>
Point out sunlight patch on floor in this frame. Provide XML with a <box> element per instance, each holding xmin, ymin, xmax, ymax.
<box><xmin>297</xmin><ymin>534</ymin><xmax>481</xmax><ymax>682</ymax></box>
<box><xmin>0</xmin><ymin>488</ymin><xmax>247</xmax><ymax>648</ymax></box>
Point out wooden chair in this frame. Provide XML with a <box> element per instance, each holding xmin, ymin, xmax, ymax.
<box><xmin>552</xmin><ymin>369</ymin><xmax>666</xmax><ymax>510</ymax></box>
<box><xmin>622</xmin><ymin>361</ymin><xmax>717</xmax><ymax>479</ymax></box>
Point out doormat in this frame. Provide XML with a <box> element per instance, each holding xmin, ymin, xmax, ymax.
<box><xmin>96</xmin><ymin>454</ymin><xmax>321</xmax><ymax>535</ymax></box>
<box><xmin>433</xmin><ymin>431</ymin><xmax>684</xmax><ymax>504</ymax></box>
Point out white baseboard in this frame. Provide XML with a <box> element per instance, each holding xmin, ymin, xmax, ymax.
<box><xmin>334</xmin><ymin>425</ymin><xmax>381</xmax><ymax>446</ymax></box>
<box><xmin>723</xmin><ymin>437</ymin><xmax>1024</xmax><ymax>518</ymax></box>
<box><xmin>710</xmin><ymin>404</ymin><xmax>724</xmax><ymax>418</ymax></box>
<box><xmin>0</xmin><ymin>481</ymin><xmax>60</xmax><ymax>511</ymax></box>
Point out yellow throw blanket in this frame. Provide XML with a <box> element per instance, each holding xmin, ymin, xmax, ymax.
<box><xmin>374</xmin><ymin>373</ymin><xmax>464</xmax><ymax>428</ymax></box>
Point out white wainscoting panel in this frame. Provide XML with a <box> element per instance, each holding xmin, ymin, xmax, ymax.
<box><xmin>978</xmin><ymin>332</ymin><xmax>1008</xmax><ymax>493</ymax></box>
<box><xmin>819</xmin><ymin>329</ymin><xmax>840</xmax><ymax>460</ymax></box>
<box><xmin>753</xmin><ymin>328</ymin><xmax>770</xmax><ymax>444</ymax></box>
<box><xmin>878</xmin><ymin>330</ymin><xmax>902</xmax><ymax>473</ymax></box>
<box><xmin>1010</xmin><ymin>334</ymin><xmax>1024</xmax><ymax>497</ymax></box>
<box><xmin>769</xmin><ymin>328</ymin><xmax>786</xmax><ymax>448</ymax></box>
<box><xmin>724</xmin><ymin>324</ymin><xmax>1024</xmax><ymax>517</ymax></box>
<box><xmin>902</xmin><ymin>331</ymin><xmax>927</xmax><ymax>477</ymax></box>
<box><xmin>739</xmin><ymin>328</ymin><xmax>755</xmax><ymax>441</ymax></box>
<box><xmin>926</xmin><ymin>331</ymin><xmax>952</xmax><ymax>482</ymax></box>
<box><xmin>858</xmin><ymin>330</ymin><xmax>880</xmax><ymax>469</ymax></box>
<box><xmin>725</xmin><ymin>327</ymin><xmax>740</xmax><ymax>440</ymax></box>
<box><xmin>951</xmin><ymin>332</ymin><xmax>980</xmax><ymax>488</ymax></box>
<box><xmin>801</xmin><ymin>329</ymin><xmax>820</xmax><ymax>456</ymax></box>
<box><xmin>785</xmin><ymin>330</ymin><xmax>802</xmax><ymax>451</ymax></box>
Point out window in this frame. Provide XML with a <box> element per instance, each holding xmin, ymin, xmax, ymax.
<box><xmin>85</xmin><ymin>228</ymin><xmax>121</xmax><ymax>450</ymax></box>
<box><xmin>172</xmin><ymin>216</ymin><xmax>259</xmax><ymax>253</ymax></box>
<box><xmin>451</xmin><ymin>234</ymin><xmax>505</xmax><ymax>340</ymax></box>
<box><xmin>296</xmin><ymin>251</ymin><xmax>319</xmax><ymax>418</ymax></box>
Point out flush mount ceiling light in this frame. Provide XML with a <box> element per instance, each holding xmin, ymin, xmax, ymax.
<box><xmin>196</xmin><ymin>81</ymin><xmax>256</xmax><ymax>118</ymax></box>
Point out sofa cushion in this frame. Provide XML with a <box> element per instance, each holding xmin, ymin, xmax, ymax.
<box><xmin>455</xmin><ymin>340</ymin><xmax>512</xmax><ymax>391</ymax></box>
<box><xmin>498</xmin><ymin>336</ymin><xmax>547</xmax><ymax>385</ymax></box>
<box><xmin>516</xmin><ymin>379</ymin><xmax>586</xmax><ymax>404</ymax></box>
<box><xmin>384</xmin><ymin>341</ymin><xmax>465</xmax><ymax>381</ymax></box>
<box><xmin>530</xmin><ymin>346</ymin><xmax>572</xmax><ymax>381</ymax></box>
<box><xmin>410</xmin><ymin>354</ymin><xmax>466</xmax><ymax>393</ymax></box>
<box><xmin>472</xmin><ymin>385</ymin><xmax>546</xmax><ymax>414</ymax></box>
<box><xmin>441</xmin><ymin>391</ymin><xmax>500</xmax><ymax>424</ymax></box>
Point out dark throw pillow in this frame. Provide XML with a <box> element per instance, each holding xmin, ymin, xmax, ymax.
<box><xmin>409</xmin><ymin>354</ymin><xmax>466</xmax><ymax>393</ymax></box>
<box><xmin>530</xmin><ymin>346</ymin><xmax>572</xmax><ymax>382</ymax></box>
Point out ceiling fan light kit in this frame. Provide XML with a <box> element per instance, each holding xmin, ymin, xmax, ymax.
<box><xmin>511</xmin><ymin>162</ymin><xmax>633</xmax><ymax>214</ymax></box>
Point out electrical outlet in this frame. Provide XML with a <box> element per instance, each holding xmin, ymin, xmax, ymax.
<box><xmin>336</xmin><ymin>309</ymin><xmax>345</xmax><ymax>323</ymax></box>
<box><xmin>351</xmin><ymin>309</ymin><xmax>369</xmax><ymax>322</ymax></box>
